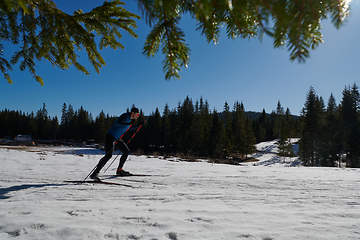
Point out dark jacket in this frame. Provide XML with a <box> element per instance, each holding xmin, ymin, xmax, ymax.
<box><xmin>108</xmin><ymin>113</ymin><xmax>137</xmax><ymax>139</ymax></box>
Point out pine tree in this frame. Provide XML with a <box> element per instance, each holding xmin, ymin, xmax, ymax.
<box><xmin>191</xmin><ymin>100</ymin><xmax>203</xmax><ymax>156</ymax></box>
<box><xmin>319</xmin><ymin>93</ymin><xmax>340</xmax><ymax>167</ymax></box>
<box><xmin>178</xmin><ymin>96</ymin><xmax>194</xmax><ymax>155</ymax></box>
<box><xmin>232</xmin><ymin>101</ymin><xmax>246</xmax><ymax>159</ymax></box>
<box><xmin>147</xmin><ymin>108</ymin><xmax>162</xmax><ymax>152</ymax></box>
<box><xmin>284</xmin><ymin>108</ymin><xmax>296</xmax><ymax>156</ymax></box>
<box><xmin>268</xmin><ymin>111</ymin><xmax>277</xmax><ymax>140</ymax></box>
<box><xmin>278</xmin><ymin>107</ymin><xmax>296</xmax><ymax>158</ymax></box>
<box><xmin>209</xmin><ymin>109</ymin><xmax>225</xmax><ymax>159</ymax></box>
<box><xmin>51</xmin><ymin>116</ymin><xmax>59</xmax><ymax>140</ymax></box>
<box><xmin>284</xmin><ymin>108</ymin><xmax>293</xmax><ymax>139</ymax></box>
<box><xmin>77</xmin><ymin>106</ymin><xmax>91</xmax><ymax>141</ymax></box>
<box><xmin>299</xmin><ymin>87</ymin><xmax>325</xmax><ymax>166</ymax></box>
<box><xmin>28</xmin><ymin>111</ymin><xmax>36</xmax><ymax>139</ymax></box>
<box><xmin>170</xmin><ymin>105</ymin><xmax>181</xmax><ymax>154</ymax></box>
<box><xmin>254</xmin><ymin>109</ymin><xmax>266</xmax><ymax>143</ymax></box>
<box><xmin>67</xmin><ymin>104</ymin><xmax>76</xmax><ymax>140</ymax></box>
<box><xmin>275</xmin><ymin>101</ymin><xmax>288</xmax><ymax>158</ymax></box>
<box><xmin>162</xmin><ymin>104</ymin><xmax>171</xmax><ymax>155</ymax></box>
<box><xmin>59</xmin><ymin>103</ymin><xmax>67</xmax><ymax>139</ymax></box>
<box><xmin>339</xmin><ymin>84</ymin><xmax>360</xmax><ymax>167</ymax></box>
<box><xmin>223</xmin><ymin>101</ymin><xmax>233</xmax><ymax>157</ymax></box>
<box><xmin>244</xmin><ymin>117</ymin><xmax>257</xmax><ymax>159</ymax></box>
<box><xmin>94</xmin><ymin>110</ymin><xmax>107</xmax><ymax>143</ymax></box>
<box><xmin>35</xmin><ymin>103</ymin><xmax>48</xmax><ymax>139</ymax></box>
<box><xmin>198</xmin><ymin>97</ymin><xmax>212</xmax><ymax>157</ymax></box>
<box><xmin>275</xmin><ymin>101</ymin><xmax>284</xmax><ymax>139</ymax></box>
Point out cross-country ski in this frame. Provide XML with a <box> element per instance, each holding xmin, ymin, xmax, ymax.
<box><xmin>102</xmin><ymin>173</ymin><xmax>171</xmax><ymax>177</ymax></box>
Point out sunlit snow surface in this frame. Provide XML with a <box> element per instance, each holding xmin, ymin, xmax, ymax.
<box><xmin>0</xmin><ymin>141</ymin><xmax>359</xmax><ymax>240</ymax></box>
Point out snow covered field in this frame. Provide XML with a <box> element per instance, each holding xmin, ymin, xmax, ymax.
<box><xmin>0</xmin><ymin>141</ymin><xmax>360</xmax><ymax>240</ymax></box>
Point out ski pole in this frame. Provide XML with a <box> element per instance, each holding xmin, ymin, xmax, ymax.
<box><xmin>82</xmin><ymin>164</ymin><xmax>98</xmax><ymax>182</ymax></box>
<box><xmin>83</xmin><ymin>124</ymin><xmax>133</xmax><ymax>181</ymax></box>
<box><xmin>118</xmin><ymin>124</ymin><xmax>133</xmax><ymax>143</ymax></box>
<box><xmin>127</xmin><ymin>120</ymin><xmax>145</xmax><ymax>144</ymax></box>
<box><xmin>103</xmin><ymin>121</ymin><xmax>145</xmax><ymax>173</ymax></box>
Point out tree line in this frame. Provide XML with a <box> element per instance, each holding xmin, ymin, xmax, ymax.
<box><xmin>0</xmin><ymin>103</ymin><xmax>59</xmax><ymax>141</ymax></box>
<box><xmin>5</xmin><ymin>82</ymin><xmax>360</xmax><ymax>168</ymax></box>
<box><xmin>0</xmin><ymin>97</ymin><xmax>298</xmax><ymax>160</ymax></box>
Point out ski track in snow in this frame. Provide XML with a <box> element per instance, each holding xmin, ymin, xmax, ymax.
<box><xmin>0</xmin><ymin>141</ymin><xmax>360</xmax><ymax>240</ymax></box>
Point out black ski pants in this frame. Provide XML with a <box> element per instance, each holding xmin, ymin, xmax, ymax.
<box><xmin>94</xmin><ymin>132</ymin><xmax>130</xmax><ymax>174</ymax></box>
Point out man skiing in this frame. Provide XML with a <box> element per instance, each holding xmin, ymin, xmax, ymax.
<box><xmin>90</xmin><ymin>107</ymin><xmax>142</xmax><ymax>180</ymax></box>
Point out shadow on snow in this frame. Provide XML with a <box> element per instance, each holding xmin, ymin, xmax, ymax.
<box><xmin>0</xmin><ymin>183</ymin><xmax>62</xmax><ymax>200</ymax></box>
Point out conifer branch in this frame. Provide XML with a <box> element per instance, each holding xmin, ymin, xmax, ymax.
<box><xmin>1</xmin><ymin>0</ymin><xmax>140</xmax><ymax>84</ymax></box>
<box><xmin>1</xmin><ymin>0</ymin><xmax>351</xmax><ymax>84</ymax></box>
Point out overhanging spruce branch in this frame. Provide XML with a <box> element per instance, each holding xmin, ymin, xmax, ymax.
<box><xmin>142</xmin><ymin>0</ymin><xmax>190</xmax><ymax>80</ymax></box>
<box><xmin>140</xmin><ymin>0</ymin><xmax>350</xmax><ymax>80</ymax></box>
<box><xmin>136</xmin><ymin>0</ymin><xmax>157</xmax><ymax>26</ymax></box>
<box><xmin>1</xmin><ymin>0</ymin><xmax>139</xmax><ymax>85</ymax></box>
<box><xmin>0</xmin><ymin>0</ymin><xmax>351</xmax><ymax>84</ymax></box>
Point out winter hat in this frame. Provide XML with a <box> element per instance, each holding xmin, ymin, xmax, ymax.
<box><xmin>131</xmin><ymin>107</ymin><xmax>139</xmax><ymax>114</ymax></box>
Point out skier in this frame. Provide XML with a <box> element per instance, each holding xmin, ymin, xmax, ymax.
<box><xmin>90</xmin><ymin>107</ymin><xmax>142</xmax><ymax>180</ymax></box>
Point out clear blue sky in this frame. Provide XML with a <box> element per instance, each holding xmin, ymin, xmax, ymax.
<box><xmin>1</xmin><ymin>0</ymin><xmax>359</xmax><ymax>119</ymax></box>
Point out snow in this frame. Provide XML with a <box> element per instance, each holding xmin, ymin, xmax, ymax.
<box><xmin>249</xmin><ymin>139</ymin><xmax>302</xmax><ymax>167</ymax></box>
<box><xmin>0</xmin><ymin>141</ymin><xmax>360</xmax><ymax>240</ymax></box>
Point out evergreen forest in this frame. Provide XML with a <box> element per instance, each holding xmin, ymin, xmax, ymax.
<box><xmin>1</xmin><ymin>84</ymin><xmax>360</xmax><ymax>168</ymax></box>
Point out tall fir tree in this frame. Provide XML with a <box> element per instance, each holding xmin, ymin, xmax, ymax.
<box><xmin>162</xmin><ymin>104</ymin><xmax>172</xmax><ymax>154</ymax></box>
<box><xmin>209</xmin><ymin>109</ymin><xmax>225</xmax><ymax>158</ymax></box>
<box><xmin>232</xmin><ymin>101</ymin><xmax>246</xmax><ymax>159</ymax></box>
<box><xmin>196</xmin><ymin>97</ymin><xmax>212</xmax><ymax>157</ymax></box>
<box><xmin>77</xmin><ymin>106</ymin><xmax>91</xmax><ymax>141</ymax></box>
<box><xmin>170</xmin><ymin>105</ymin><xmax>181</xmax><ymax>154</ymax></box>
<box><xmin>59</xmin><ymin>103</ymin><xmax>67</xmax><ymax>139</ymax></box>
<box><xmin>94</xmin><ymin>110</ymin><xmax>107</xmax><ymax>143</ymax></box>
<box><xmin>254</xmin><ymin>109</ymin><xmax>270</xmax><ymax>143</ymax></box>
<box><xmin>319</xmin><ymin>93</ymin><xmax>340</xmax><ymax>167</ymax></box>
<box><xmin>147</xmin><ymin>108</ymin><xmax>162</xmax><ymax>151</ymax></box>
<box><xmin>223</xmin><ymin>101</ymin><xmax>233</xmax><ymax>157</ymax></box>
<box><xmin>191</xmin><ymin>100</ymin><xmax>204</xmax><ymax>156</ymax></box>
<box><xmin>339</xmin><ymin>84</ymin><xmax>360</xmax><ymax>167</ymax></box>
<box><xmin>299</xmin><ymin>87</ymin><xmax>325</xmax><ymax>166</ymax></box>
<box><xmin>275</xmin><ymin>101</ymin><xmax>284</xmax><ymax>139</ymax></box>
<box><xmin>244</xmin><ymin>117</ymin><xmax>257</xmax><ymax>158</ymax></box>
<box><xmin>179</xmin><ymin>96</ymin><xmax>194</xmax><ymax>155</ymax></box>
